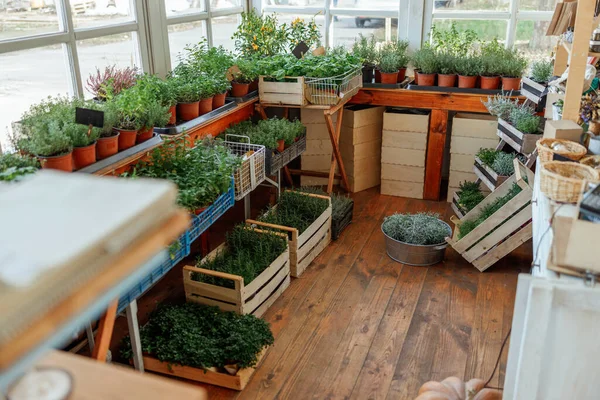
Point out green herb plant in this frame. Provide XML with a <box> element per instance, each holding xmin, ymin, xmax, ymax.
<box><xmin>413</xmin><ymin>47</ymin><xmax>438</xmax><ymax>75</ymax></box>
<box><xmin>482</xmin><ymin>93</ymin><xmax>519</xmax><ymax>120</ymax></box>
<box><xmin>429</xmin><ymin>22</ymin><xmax>479</xmax><ymax>57</ymax></box>
<box><xmin>232</xmin><ymin>10</ymin><xmax>288</xmax><ymax>57</ymax></box>
<box><xmin>382</xmin><ymin>212</ymin><xmax>450</xmax><ymax>245</ymax></box>
<box><xmin>437</xmin><ymin>52</ymin><xmax>457</xmax><ymax>75</ymax></box>
<box><xmin>509</xmin><ymin>104</ymin><xmax>540</xmax><ymax>134</ymax></box>
<box><xmin>297</xmin><ymin>186</ymin><xmax>353</xmax><ymax>224</ymax></box>
<box><xmin>529</xmin><ymin>60</ymin><xmax>553</xmax><ymax>83</ymax></box>
<box><xmin>456</xmin><ymin>181</ymin><xmax>484</xmax><ymax>213</ymax></box>
<box><xmin>378</xmin><ymin>52</ymin><xmax>400</xmax><ymax>74</ymax></box>
<box><xmin>455</xmin><ymin>55</ymin><xmax>483</xmax><ymax>77</ymax></box>
<box><xmin>0</xmin><ymin>153</ymin><xmax>39</xmax><ymax>182</ymax></box>
<box><xmin>259</xmin><ymin>190</ymin><xmax>329</xmax><ymax>234</ymax></box>
<box><xmin>352</xmin><ymin>34</ymin><xmax>378</xmax><ymax>66</ymax></box>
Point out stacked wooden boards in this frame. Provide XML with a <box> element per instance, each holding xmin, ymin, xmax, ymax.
<box><xmin>339</xmin><ymin>105</ymin><xmax>385</xmax><ymax>192</ymax></box>
<box><xmin>380</xmin><ymin>109</ymin><xmax>430</xmax><ymax>199</ymax></box>
<box><xmin>300</xmin><ymin>109</ymin><xmax>338</xmax><ymax>186</ymax></box>
<box><xmin>447</xmin><ymin>113</ymin><xmax>498</xmax><ymax>202</ymax></box>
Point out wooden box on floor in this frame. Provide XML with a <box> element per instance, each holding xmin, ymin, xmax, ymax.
<box><xmin>248</xmin><ymin>192</ymin><xmax>331</xmax><ymax>277</ymax></box>
<box><xmin>380</xmin><ymin>109</ymin><xmax>429</xmax><ymax>199</ymax></box>
<box><xmin>447</xmin><ymin>160</ymin><xmax>534</xmax><ymax>272</ymax></box>
<box><xmin>142</xmin><ymin>347</ymin><xmax>269</xmax><ymax>391</ymax></box>
<box><xmin>340</xmin><ymin>105</ymin><xmax>385</xmax><ymax>192</ymax></box>
<box><xmin>301</xmin><ymin>109</ymin><xmax>337</xmax><ymax>186</ymax></box>
<box><xmin>182</xmin><ymin>232</ymin><xmax>290</xmax><ymax>317</ymax></box>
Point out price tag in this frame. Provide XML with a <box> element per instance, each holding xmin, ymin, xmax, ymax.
<box><xmin>75</xmin><ymin>107</ymin><xmax>104</xmax><ymax>128</ymax></box>
<box><xmin>292</xmin><ymin>41</ymin><xmax>309</xmax><ymax>59</ymax></box>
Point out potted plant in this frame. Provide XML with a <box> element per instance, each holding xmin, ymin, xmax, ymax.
<box><xmin>378</xmin><ymin>51</ymin><xmax>400</xmax><ymax>84</ymax></box>
<box><xmin>198</xmin><ymin>77</ymin><xmax>216</xmax><ymax>116</ymax></box>
<box><xmin>138</xmin><ymin>100</ymin><xmax>170</xmax><ymax>143</ymax></box>
<box><xmin>85</xmin><ymin>65</ymin><xmax>138</xmax><ymax>101</ymax></box>
<box><xmin>455</xmin><ymin>55</ymin><xmax>483</xmax><ymax>89</ymax></box>
<box><xmin>0</xmin><ymin>153</ymin><xmax>39</xmax><ymax>182</ymax></box>
<box><xmin>106</xmin><ymin>88</ymin><xmax>143</xmax><ymax>151</ymax></box>
<box><xmin>522</xmin><ymin>59</ymin><xmax>553</xmax><ymax>105</ymax></box>
<box><xmin>352</xmin><ymin>34</ymin><xmax>377</xmax><ymax>83</ymax></box>
<box><xmin>381</xmin><ymin>212</ymin><xmax>451</xmax><ymax>266</ymax></box>
<box><xmin>479</xmin><ymin>39</ymin><xmax>504</xmax><ymax>90</ymax></box>
<box><xmin>437</xmin><ymin>52</ymin><xmax>457</xmax><ymax>87</ymax></box>
<box><xmin>509</xmin><ymin>105</ymin><xmax>541</xmax><ymax>135</ymax></box>
<box><xmin>454</xmin><ymin>181</ymin><xmax>484</xmax><ymax>215</ymax></box>
<box><xmin>136</xmin><ymin>74</ymin><xmax>177</xmax><ymax>126</ymax></box>
<box><xmin>213</xmin><ymin>75</ymin><xmax>231</xmax><ymax>109</ymax></box>
<box><xmin>231</xmin><ymin>58</ymin><xmax>258</xmax><ymax>97</ymax></box>
<box><xmin>474</xmin><ymin>148</ymin><xmax>516</xmax><ymax>189</ymax></box>
<box><xmin>174</xmin><ymin>80</ymin><xmax>201</xmax><ymax>121</ymax></box>
<box><xmin>415</xmin><ymin>48</ymin><xmax>438</xmax><ymax>86</ymax></box>
<box><xmin>499</xmin><ymin>48</ymin><xmax>527</xmax><ymax>91</ymax></box>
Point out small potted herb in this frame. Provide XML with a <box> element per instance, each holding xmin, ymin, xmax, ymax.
<box><xmin>174</xmin><ymin>80</ymin><xmax>201</xmax><ymax>121</ymax></box>
<box><xmin>85</xmin><ymin>65</ymin><xmax>138</xmax><ymax>101</ymax></box>
<box><xmin>455</xmin><ymin>181</ymin><xmax>484</xmax><ymax>215</ymax></box>
<box><xmin>414</xmin><ymin>48</ymin><xmax>437</xmax><ymax>86</ymax></box>
<box><xmin>381</xmin><ymin>212</ymin><xmax>451</xmax><ymax>266</ymax></box>
<box><xmin>137</xmin><ymin>100</ymin><xmax>171</xmax><ymax>143</ymax></box>
<box><xmin>437</xmin><ymin>52</ymin><xmax>458</xmax><ymax>87</ymax></box>
<box><xmin>231</xmin><ymin>58</ymin><xmax>258</xmax><ymax>97</ymax></box>
<box><xmin>522</xmin><ymin>60</ymin><xmax>553</xmax><ymax>106</ymax></box>
<box><xmin>475</xmin><ymin>148</ymin><xmax>516</xmax><ymax>188</ymax></box>
<box><xmin>212</xmin><ymin>75</ymin><xmax>232</xmax><ymax>109</ymax></box>
<box><xmin>455</xmin><ymin>55</ymin><xmax>483</xmax><ymax>89</ymax></box>
<box><xmin>509</xmin><ymin>105</ymin><xmax>541</xmax><ymax>134</ymax></box>
<box><xmin>389</xmin><ymin>39</ymin><xmax>410</xmax><ymax>82</ymax></box>
<box><xmin>198</xmin><ymin>77</ymin><xmax>216</xmax><ymax>116</ymax></box>
<box><xmin>136</xmin><ymin>74</ymin><xmax>177</xmax><ymax>126</ymax></box>
<box><xmin>352</xmin><ymin>34</ymin><xmax>377</xmax><ymax>83</ymax></box>
<box><xmin>377</xmin><ymin>51</ymin><xmax>401</xmax><ymax>84</ymax></box>
<box><xmin>499</xmin><ymin>48</ymin><xmax>527</xmax><ymax>91</ymax></box>
<box><xmin>106</xmin><ymin>88</ymin><xmax>143</xmax><ymax>151</ymax></box>
<box><xmin>479</xmin><ymin>39</ymin><xmax>504</xmax><ymax>90</ymax></box>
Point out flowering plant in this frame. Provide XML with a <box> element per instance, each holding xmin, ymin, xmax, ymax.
<box><xmin>86</xmin><ymin>65</ymin><xmax>138</xmax><ymax>100</ymax></box>
<box><xmin>232</xmin><ymin>10</ymin><xmax>288</xmax><ymax>57</ymax></box>
<box><xmin>286</xmin><ymin>17</ymin><xmax>321</xmax><ymax>52</ymax></box>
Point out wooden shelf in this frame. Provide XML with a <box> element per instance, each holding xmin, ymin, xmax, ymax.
<box><xmin>561</xmin><ymin>40</ymin><xmax>600</xmax><ymax>59</ymax></box>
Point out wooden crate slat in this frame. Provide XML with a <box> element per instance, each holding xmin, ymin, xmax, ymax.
<box><xmin>297</xmin><ymin>217</ymin><xmax>331</xmax><ymax>261</ymax></box>
<box><xmin>473</xmin><ymin>156</ymin><xmax>509</xmax><ymax>192</ymax></box>
<box><xmin>297</xmin><ymin>205</ymin><xmax>332</xmax><ymax>251</ymax></box>
<box><xmin>259</xmin><ymin>81</ymin><xmax>304</xmax><ymax>94</ymax></box>
<box><xmin>242</xmin><ymin>249</ymin><xmax>289</xmax><ymax>299</ymax></box>
<box><xmin>472</xmin><ymin>223</ymin><xmax>533</xmax><ymax>272</ymax></box>
<box><xmin>497</xmin><ymin>118</ymin><xmax>541</xmax><ymax>154</ymax></box>
<box><xmin>451</xmin><ymin>193</ymin><xmax>467</xmax><ymax>219</ymax></box>
<box><xmin>259</xmin><ymin>76</ymin><xmax>306</xmax><ymax>106</ymax></box>
<box><xmin>185</xmin><ymin>296</ymin><xmax>240</xmax><ymax>313</ymax></box>
<box><xmin>243</xmin><ymin>267</ymin><xmax>290</xmax><ymax>316</ymax></box>
<box><xmin>297</xmin><ymin>228</ymin><xmax>331</xmax><ymax>275</ymax></box>
<box><xmin>184</xmin><ymin>280</ymin><xmax>240</xmax><ymax>304</ymax></box>
<box><xmin>463</xmin><ymin>204</ymin><xmax>532</xmax><ymax>263</ymax></box>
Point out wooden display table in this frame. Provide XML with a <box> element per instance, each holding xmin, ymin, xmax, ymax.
<box><xmin>33</xmin><ymin>351</ymin><xmax>206</xmax><ymax>399</ymax></box>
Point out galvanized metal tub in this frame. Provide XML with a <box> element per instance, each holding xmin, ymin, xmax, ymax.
<box><xmin>381</xmin><ymin>221</ymin><xmax>451</xmax><ymax>266</ymax></box>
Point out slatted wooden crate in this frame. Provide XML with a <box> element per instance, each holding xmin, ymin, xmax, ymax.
<box><xmin>247</xmin><ymin>192</ymin><xmax>332</xmax><ymax>277</ymax></box>
<box><xmin>447</xmin><ymin>160</ymin><xmax>535</xmax><ymax>272</ymax></box>
<box><xmin>182</xmin><ymin>230</ymin><xmax>290</xmax><ymax>317</ymax></box>
<box><xmin>521</xmin><ymin>76</ymin><xmax>549</xmax><ymax>108</ymax></box>
<box><xmin>473</xmin><ymin>156</ymin><xmax>510</xmax><ymax>191</ymax></box>
<box><xmin>259</xmin><ymin>76</ymin><xmax>307</xmax><ymax>106</ymax></box>
<box><xmin>497</xmin><ymin>118</ymin><xmax>542</xmax><ymax>154</ymax></box>
<box><xmin>142</xmin><ymin>347</ymin><xmax>269</xmax><ymax>391</ymax></box>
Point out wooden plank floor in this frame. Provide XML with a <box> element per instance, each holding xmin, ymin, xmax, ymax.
<box><xmin>111</xmin><ymin>187</ymin><xmax>530</xmax><ymax>400</ymax></box>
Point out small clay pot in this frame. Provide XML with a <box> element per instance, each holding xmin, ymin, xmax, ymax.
<box><xmin>39</xmin><ymin>152</ymin><xmax>73</xmax><ymax>172</ymax></box>
<box><xmin>458</xmin><ymin>75</ymin><xmax>478</xmax><ymax>89</ymax></box>
<box><xmin>198</xmin><ymin>97</ymin><xmax>214</xmax><ymax>116</ymax></box>
<box><xmin>277</xmin><ymin>139</ymin><xmax>285</xmax><ymax>152</ymax></box>
<box><xmin>502</xmin><ymin>76</ymin><xmax>522</xmax><ymax>91</ymax></box>
<box><xmin>375</xmin><ymin>69</ymin><xmax>382</xmax><ymax>83</ymax></box>
<box><xmin>249</xmin><ymin>79</ymin><xmax>259</xmax><ymax>92</ymax></box>
<box><xmin>72</xmin><ymin>142</ymin><xmax>96</xmax><ymax>170</ymax></box>
<box><xmin>381</xmin><ymin>71</ymin><xmax>399</xmax><ymax>84</ymax></box>
<box><xmin>438</xmin><ymin>73</ymin><xmax>457</xmax><ymax>87</ymax></box>
<box><xmin>418</xmin><ymin>73</ymin><xmax>436</xmax><ymax>86</ymax></box>
<box><xmin>96</xmin><ymin>133</ymin><xmax>119</xmax><ymax>160</ymax></box>
<box><xmin>213</xmin><ymin>92</ymin><xmax>227</xmax><ymax>109</ymax></box>
<box><xmin>177</xmin><ymin>101</ymin><xmax>200</xmax><ymax>121</ymax></box>
<box><xmin>397</xmin><ymin>67</ymin><xmax>407</xmax><ymax>83</ymax></box>
<box><xmin>413</xmin><ymin>69</ymin><xmax>420</xmax><ymax>85</ymax></box>
<box><xmin>168</xmin><ymin>105</ymin><xmax>176</xmax><ymax>125</ymax></box>
<box><xmin>116</xmin><ymin>128</ymin><xmax>138</xmax><ymax>151</ymax></box>
<box><xmin>137</xmin><ymin>126</ymin><xmax>154</xmax><ymax>144</ymax></box>
<box><xmin>480</xmin><ymin>76</ymin><xmax>500</xmax><ymax>90</ymax></box>
<box><xmin>231</xmin><ymin>82</ymin><xmax>250</xmax><ymax>97</ymax></box>
<box><xmin>194</xmin><ymin>206</ymin><xmax>208</xmax><ymax>216</ymax></box>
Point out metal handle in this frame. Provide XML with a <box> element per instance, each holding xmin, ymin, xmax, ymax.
<box><xmin>432</xmin><ymin>244</ymin><xmax>449</xmax><ymax>251</ymax></box>
<box><xmin>225</xmin><ymin>134</ymin><xmax>251</xmax><ymax>144</ymax></box>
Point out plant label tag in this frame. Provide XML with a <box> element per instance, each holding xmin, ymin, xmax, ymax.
<box><xmin>292</xmin><ymin>42</ymin><xmax>309</xmax><ymax>59</ymax></box>
<box><xmin>75</xmin><ymin>107</ymin><xmax>104</xmax><ymax>128</ymax></box>
<box><xmin>312</xmin><ymin>46</ymin><xmax>326</xmax><ymax>56</ymax></box>
<box><xmin>226</xmin><ymin>65</ymin><xmax>241</xmax><ymax>82</ymax></box>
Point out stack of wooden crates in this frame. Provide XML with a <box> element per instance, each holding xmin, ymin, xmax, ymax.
<box><xmin>447</xmin><ymin>113</ymin><xmax>499</xmax><ymax>202</ymax></box>
<box><xmin>380</xmin><ymin>109</ymin><xmax>430</xmax><ymax>198</ymax></box>
<box><xmin>300</xmin><ymin>109</ymin><xmax>337</xmax><ymax>186</ymax></box>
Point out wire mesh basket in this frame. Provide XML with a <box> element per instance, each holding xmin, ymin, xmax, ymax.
<box><xmin>223</xmin><ymin>134</ymin><xmax>266</xmax><ymax>200</ymax></box>
<box><xmin>304</xmin><ymin>67</ymin><xmax>363</xmax><ymax>106</ymax></box>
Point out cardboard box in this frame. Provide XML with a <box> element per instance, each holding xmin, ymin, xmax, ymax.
<box><xmin>341</xmin><ymin>140</ymin><xmax>381</xmax><ymax>162</ymax></box>
<box><xmin>340</xmin><ymin>124</ymin><xmax>382</xmax><ymax>146</ymax></box>
<box><xmin>448</xmin><ymin>170</ymin><xmax>479</xmax><ymax>188</ymax></box>
<box><xmin>305</xmin><ymin>124</ymin><xmax>331</xmax><ymax>140</ymax></box>
<box><xmin>543</xmin><ymin>119</ymin><xmax>583</xmax><ymax>142</ymax></box>
<box><xmin>381</xmin><ymin>164</ymin><xmax>424</xmax><ymax>183</ymax></box>
<box><xmin>305</xmin><ymin>139</ymin><xmax>333</xmax><ymax>155</ymax></box>
<box><xmin>449</xmin><ymin>153</ymin><xmax>476</xmax><ymax>173</ymax></box>
<box><xmin>343</xmin><ymin>155</ymin><xmax>380</xmax><ymax>178</ymax></box>
<box><xmin>343</xmin><ymin>105</ymin><xmax>385</xmax><ymax>129</ymax></box>
<box><xmin>381</xmin><ymin>147</ymin><xmax>426</xmax><ymax>167</ymax></box>
<box><xmin>381</xmin><ymin>180</ymin><xmax>424</xmax><ymax>199</ymax></box>
<box><xmin>302</xmin><ymin>154</ymin><xmax>333</xmax><ymax>171</ymax></box>
<box><xmin>382</xmin><ymin>130</ymin><xmax>427</xmax><ymax>150</ymax></box>
<box><xmin>452</xmin><ymin>113</ymin><xmax>498</xmax><ymax>140</ymax></box>
<box><xmin>450</xmin><ymin>136</ymin><xmax>499</xmax><ymax>155</ymax></box>
<box><xmin>383</xmin><ymin>109</ymin><xmax>430</xmax><ymax>133</ymax></box>
<box><xmin>301</xmin><ymin>109</ymin><xmax>337</xmax><ymax>125</ymax></box>
<box><xmin>349</xmin><ymin>164</ymin><xmax>380</xmax><ymax>192</ymax></box>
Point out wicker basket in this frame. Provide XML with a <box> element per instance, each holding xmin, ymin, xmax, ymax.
<box><xmin>580</xmin><ymin>155</ymin><xmax>600</xmax><ymax>169</ymax></box>
<box><xmin>536</xmin><ymin>138</ymin><xmax>588</xmax><ymax>163</ymax></box>
<box><xmin>540</xmin><ymin>161</ymin><xmax>600</xmax><ymax>203</ymax></box>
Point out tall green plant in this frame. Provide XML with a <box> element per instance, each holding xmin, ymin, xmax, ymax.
<box><xmin>429</xmin><ymin>22</ymin><xmax>479</xmax><ymax>57</ymax></box>
<box><xmin>352</xmin><ymin>34</ymin><xmax>378</xmax><ymax>66</ymax></box>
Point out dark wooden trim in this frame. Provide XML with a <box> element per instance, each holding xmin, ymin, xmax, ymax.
<box><xmin>424</xmin><ymin>109</ymin><xmax>448</xmax><ymax>200</ymax></box>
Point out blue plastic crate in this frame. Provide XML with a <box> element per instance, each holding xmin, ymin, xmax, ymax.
<box><xmin>117</xmin><ymin>232</ymin><xmax>190</xmax><ymax>313</ymax></box>
<box><xmin>188</xmin><ymin>177</ymin><xmax>235</xmax><ymax>243</ymax></box>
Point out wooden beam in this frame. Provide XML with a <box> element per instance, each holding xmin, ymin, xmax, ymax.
<box><xmin>324</xmin><ymin>112</ymin><xmax>350</xmax><ymax>192</ymax></box>
<box><xmin>423</xmin><ymin>109</ymin><xmax>448</xmax><ymax>200</ymax></box>
<box><xmin>288</xmin><ymin>169</ymin><xmax>342</xmax><ymax>179</ymax></box>
<box><xmin>91</xmin><ymin>300</ymin><xmax>118</xmax><ymax>362</ymax></box>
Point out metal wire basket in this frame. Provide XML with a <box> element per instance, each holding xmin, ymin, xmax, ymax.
<box><xmin>304</xmin><ymin>67</ymin><xmax>363</xmax><ymax>106</ymax></box>
<box><xmin>222</xmin><ymin>134</ymin><xmax>266</xmax><ymax>200</ymax></box>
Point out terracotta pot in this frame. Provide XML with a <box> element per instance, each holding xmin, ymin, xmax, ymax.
<box><xmin>458</xmin><ymin>75</ymin><xmax>478</xmax><ymax>89</ymax></box>
<box><xmin>249</xmin><ymin>79</ymin><xmax>259</xmax><ymax>92</ymax></box>
<box><xmin>39</xmin><ymin>152</ymin><xmax>73</xmax><ymax>172</ymax></box>
<box><xmin>480</xmin><ymin>76</ymin><xmax>500</xmax><ymax>90</ymax></box>
<box><xmin>438</xmin><ymin>74</ymin><xmax>457</xmax><ymax>87</ymax></box>
<box><xmin>231</xmin><ymin>82</ymin><xmax>250</xmax><ymax>97</ymax></box>
<box><xmin>375</xmin><ymin>69</ymin><xmax>382</xmax><ymax>83</ymax></box>
<box><xmin>213</xmin><ymin>92</ymin><xmax>227</xmax><ymax>109</ymax></box>
<box><xmin>198</xmin><ymin>97</ymin><xmax>214</xmax><ymax>116</ymax></box>
<box><xmin>502</xmin><ymin>76</ymin><xmax>522</xmax><ymax>91</ymax></box>
<box><xmin>194</xmin><ymin>206</ymin><xmax>208</xmax><ymax>216</ymax></box>
<box><xmin>418</xmin><ymin>73</ymin><xmax>436</xmax><ymax>86</ymax></box>
<box><xmin>96</xmin><ymin>133</ymin><xmax>119</xmax><ymax>160</ymax></box>
<box><xmin>72</xmin><ymin>143</ymin><xmax>96</xmax><ymax>170</ymax></box>
<box><xmin>397</xmin><ymin>67</ymin><xmax>407</xmax><ymax>83</ymax></box>
<box><xmin>277</xmin><ymin>139</ymin><xmax>285</xmax><ymax>152</ymax></box>
<box><xmin>177</xmin><ymin>101</ymin><xmax>200</xmax><ymax>121</ymax></box>
<box><xmin>168</xmin><ymin>105</ymin><xmax>176</xmax><ymax>125</ymax></box>
<box><xmin>137</xmin><ymin>126</ymin><xmax>154</xmax><ymax>144</ymax></box>
<box><xmin>414</xmin><ymin>69</ymin><xmax>420</xmax><ymax>85</ymax></box>
<box><xmin>116</xmin><ymin>128</ymin><xmax>138</xmax><ymax>151</ymax></box>
<box><xmin>381</xmin><ymin>71</ymin><xmax>399</xmax><ymax>84</ymax></box>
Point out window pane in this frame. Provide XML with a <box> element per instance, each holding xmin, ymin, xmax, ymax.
<box><xmin>432</xmin><ymin>0</ymin><xmax>508</xmax><ymax>11</ymax></box>
<box><xmin>211</xmin><ymin>0</ymin><xmax>241</xmax><ymax>10</ymax></box>
<box><xmin>77</xmin><ymin>32</ymin><xmax>140</xmax><ymax>99</ymax></box>
<box><xmin>168</xmin><ymin>21</ymin><xmax>208</xmax><ymax>70</ymax></box>
<box><xmin>0</xmin><ymin>46</ymin><xmax>71</xmax><ymax>150</ymax></box>
<box><xmin>519</xmin><ymin>0</ymin><xmax>558</xmax><ymax>12</ymax></box>
<box><xmin>431</xmin><ymin>19</ymin><xmax>507</xmax><ymax>42</ymax></box>
<box><xmin>166</xmin><ymin>0</ymin><xmax>205</xmax><ymax>17</ymax></box>
<box><xmin>333</xmin><ymin>0</ymin><xmax>397</xmax><ymax>10</ymax></box>
<box><xmin>72</xmin><ymin>0</ymin><xmax>134</xmax><ymax>29</ymax></box>
<box><xmin>333</xmin><ymin>16</ymin><xmax>393</xmax><ymax>48</ymax></box>
<box><xmin>515</xmin><ymin>20</ymin><xmax>557</xmax><ymax>58</ymax></box>
<box><xmin>0</xmin><ymin>5</ymin><xmax>61</xmax><ymax>41</ymax></box>
<box><xmin>211</xmin><ymin>15</ymin><xmax>240</xmax><ymax>52</ymax></box>
<box><xmin>263</xmin><ymin>0</ymin><xmax>325</xmax><ymax>7</ymax></box>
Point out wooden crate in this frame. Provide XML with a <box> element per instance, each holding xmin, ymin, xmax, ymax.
<box><xmin>452</xmin><ymin>113</ymin><xmax>498</xmax><ymax>140</ymax></box>
<box><xmin>550</xmin><ymin>215</ymin><xmax>600</xmax><ymax>275</ymax></box>
<box><xmin>381</xmin><ymin>164</ymin><xmax>424</xmax><ymax>183</ymax></box>
<box><xmin>447</xmin><ymin>159</ymin><xmax>535</xmax><ymax>272</ymax></box>
<box><xmin>521</xmin><ymin>76</ymin><xmax>549</xmax><ymax>107</ymax></box>
<box><xmin>497</xmin><ymin>118</ymin><xmax>542</xmax><ymax>154</ymax></box>
<box><xmin>449</xmin><ymin>153</ymin><xmax>476</xmax><ymax>173</ymax></box>
<box><xmin>349</xmin><ymin>164</ymin><xmax>381</xmax><ymax>192</ymax></box>
<box><xmin>383</xmin><ymin>109</ymin><xmax>430</xmax><ymax>133</ymax></box>
<box><xmin>473</xmin><ymin>156</ymin><xmax>509</xmax><ymax>191</ymax></box>
<box><xmin>381</xmin><ymin>147</ymin><xmax>426</xmax><ymax>167</ymax></box>
<box><xmin>248</xmin><ymin>192</ymin><xmax>332</xmax><ymax>277</ymax></box>
<box><xmin>182</xmin><ymin>232</ymin><xmax>290</xmax><ymax>317</ymax></box>
<box><xmin>450</xmin><ymin>135</ymin><xmax>499</xmax><ymax>155</ymax></box>
<box><xmin>382</xmin><ymin>130</ymin><xmax>427</xmax><ymax>150</ymax></box>
<box><xmin>142</xmin><ymin>347</ymin><xmax>269</xmax><ymax>391</ymax></box>
<box><xmin>381</xmin><ymin>180</ymin><xmax>424</xmax><ymax>198</ymax></box>
<box><xmin>259</xmin><ymin>76</ymin><xmax>306</xmax><ymax>106</ymax></box>
<box><xmin>448</xmin><ymin>170</ymin><xmax>479</xmax><ymax>188</ymax></box>
<box><xmin>451</xmin><ymin>192</ymin><xmax>467</xmax><ymax>219</ymax></box>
